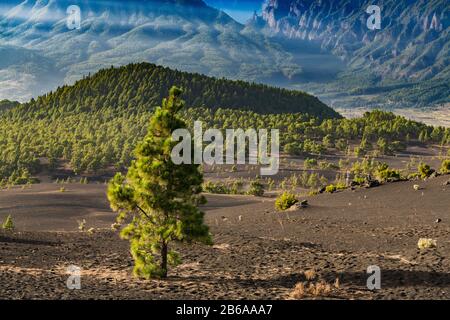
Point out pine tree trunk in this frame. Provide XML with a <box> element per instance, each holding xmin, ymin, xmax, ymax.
<box><xmin>161</xmin><ymin>241</ymin><xmax>168</xmax><ymax>278</ymax></box>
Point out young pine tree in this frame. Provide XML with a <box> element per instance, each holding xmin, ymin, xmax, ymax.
<box><xmin>107</xmin><ymin>87</ymin><xmax>212</xmax><ymax>279</ymax></box>
<box><xmin>2</xmin><ymin>215</ymin><xmax>14</xmax><ymax>231</ymax></box>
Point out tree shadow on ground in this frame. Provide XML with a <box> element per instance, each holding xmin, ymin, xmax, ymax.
<box><xmin>322</xmin><ymin>269</ymin><xmax>450</xmax><ymax>288</ymax></box>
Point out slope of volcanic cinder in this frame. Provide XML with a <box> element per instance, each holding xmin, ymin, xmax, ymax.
<box><xmin>0</xmin><ymin>175</ymin><xmax>449</xmax><ymax>299</ymax></box>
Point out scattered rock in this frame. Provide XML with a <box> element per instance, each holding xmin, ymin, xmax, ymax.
<box><xmin>287</xmin><ymin>203</ymin><xmax>302</xmax><ymax>211</ymax></box>
<box><xmin>364</xmin><ymin>180</ymin><xmax>380</xmax><ymax>188</ymax></box>
<box><xmin>413</xmin><ymin>184</ymin><xmax>421</xmax><ymax>191</ymax></box>
<box><xmin>443</xmin><ymin>180</ymin><xmax>450</xmax><ymax>186</ymax></box>
<box><xmin>428</xmin><ymin>171</ymin><xmax>438</xmax><ymax>179</ymax></box>
<box><xmin>300</xmin><ymin>200</ymin><xmax>309</xmax><ymax>208</ymax></box>
<box><xmin>435</xmin><ymin>218</ymin><xmax>442</xmax><ymax>223</ymax></box>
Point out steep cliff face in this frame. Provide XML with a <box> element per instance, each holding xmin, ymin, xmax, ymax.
<box><xmin>253</xmin><ymin>0</ymin><xmax>449</xmax><ymax>82</ymax></box>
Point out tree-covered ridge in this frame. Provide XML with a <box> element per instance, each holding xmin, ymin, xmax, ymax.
<box><xmin>13</xmin><ymin>63</ymin><xmax>340</xmax><ymax>119</ymax></box>
<box><xmin>1</xmin><ymin>102</ymin><xmax>449</xmax><ymax>185</ymax></box>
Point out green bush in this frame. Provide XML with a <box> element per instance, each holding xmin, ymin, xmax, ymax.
<box><xmin>202</xmin><ymin>181</ymin><xmax>230</xmax><ymax>194</ymax></box>
<box><xmin>284</xmin><ymin>142</ymin><xmax>302</xmax><ymax>156</ymax></box>
<box><xmin>325</xmin><ymin>184</ymin><xmax>337</xmax><ymax>193</ymax></box>
<box><xmin>2</xmin><ymin>215</ymin><xmax>14</xmax><ymax>231</ymax></box>
<box><xmin>247</xmin><ymin>179</ymin><xmax>265</xmax><ymax>197</ymax></box>
<box><xmin>230</xmin><ymin>180</ymin><xmax>244</xmax><ymax>194</ymax></box>
<box><xmin>375</xmin><ymin>163</ymin><xmax>401</xmax><ymax>182</ymax></box>
<box><xmin>352</xmin><ymin>176</ymin><xmax>366</xmax><ymax>185</ymax></box>
<box><xmin>275</xmin><ymin>192</ymin><xmax>299</xmax><ymax>211</ymax></box>
<box><xmin>319</xmin><ymin>161</ymin><xmax>339</xmax><ymax>170</ymax></box>
<box><xmin>304</xmin><ymin>158</ymin><xmax>318</xmax><ymax>169</ymax></box>
<box><xmin>325</xmin><ymin>183</ymin><xmax>346</xmax><ymax>193</ymax></box>
<box><xmin>418</xmin><ymin>162</ymin><xmax>434</xmax><ymax>179</ymax></box>
<box><xmin>440</xmin><ymin>160</ymin><xmax>450</xmax><ymax>174</ymax></box>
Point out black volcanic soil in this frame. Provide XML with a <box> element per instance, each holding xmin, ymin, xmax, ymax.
<box><xmin>1</xmin><ymin>175</ymin><xmax>449</xmax><ymax>300</ymax></box>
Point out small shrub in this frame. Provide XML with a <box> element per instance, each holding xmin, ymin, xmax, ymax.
<box><xmin>275</xmin><ymin>192</ymin><xmax>299</xmax><ymax>211</ymax></box>
<box><xmin>230</xmin><ymin>180</ymin><xmax>244</xmax><ymax>195</ymax></box>
<box><xmin>291</xmin><ymin>280</ymin><xmax>333</xmax><ymax>299</ymax></box>
<box><xmin>266</xmin><ymin>178</ymin><xmax>275</xmax><ymax>191</ymax></box>
<box><xmin>375</xmin><ymin>163</ymin><xmax>401</xmax><ymax>182</ymax></box>
<box><xmin>418</xmin><ymin>238</ymin><xmax>437</xmax><ymax>250</ymax></box>
<box><xmin>353</xmin><ymin>176</ymin><xmax>366</xmax><ymax>185</ymax></box>
<box><xmin>407</xmin><ymin>172</ymin><xmax>420</xmax><ymax>180</ymax></box>
<box><xmin>247</xmin><ymin>179</ymin><xmax>265</xmax><ymax>197</ymax></box>
<box><xmin>202</xmin><ymin>181</ymin><xmax>230</xmax><ymax>194</ymax></box>
<box><xmin>418</xmin><ymin>162</ymin><xmax>434</xmax><ymax>179</ymax></box>
<box><xmin>334</xmin><ymin>278</ymin><xmax>340</xmax><ymax>289</ymax></box>
<box><xmin>59</xmin><ymin>186</ymin><xmax>66</xmax><ymax>192</ymax></box>
<box><xmin>304</xmin><ymin>158</ymin><xmax>318</xmax><ymax>169</ymax></box>
<box><xmin>319</xmin><ymin>161</ymin><xmax>339</xmax><ymax>170</ymax></box>
<box><xmin>440</xmin><ymin>160</ymin><xmax>450</xmax><ymax>174</ymax></box>
<box><xmin>325</xmin><ymin>184</ymin><xmax>337</xmax><ymax>193</ymax></box>
<box><xmin>325</xmin><ymin>182</ymin><xmax>345</xmax><ymax>193</ymax></box>
<box><xmin>2</xmin><ymin>215</ymin><xmax>14</xmax><ymax>231</ymax></box>
<box><xmin>304</xmin><ymin>269</ymin><xmax>316</xmax><ymax>281</ymax></box>
<box><xmin>77</xmin><ymin>219</ymin><xmax>86</xmax><ymax>232</ymax></box>
<box><xmin>335</xmin><ymin>182</ymin><xmax>347</xmax><ymax>190</ymax></box>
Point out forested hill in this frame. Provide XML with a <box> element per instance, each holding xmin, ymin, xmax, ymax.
<box><xmin>0</xmin><ymin>100</ymin><xmax>19</xmax><ymax>112</ymax></box>
<box><xmin>15</xmin><ymin>63</ymin><xmax>340</xmax><ymax>119</ymax></box>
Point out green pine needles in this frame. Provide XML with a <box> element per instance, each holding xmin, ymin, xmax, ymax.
<box><xmin>107</xmin><ymin>87</ymin><xmax>212</xmax><ymax>279</ymax></box>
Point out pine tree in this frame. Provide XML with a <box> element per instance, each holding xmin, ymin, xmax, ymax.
<box><xmin>107</xmin><ymin>87</ymin><xmax>212</xmax><ymax>279</ymax></box>
<box><xmin>2</xmin><ymin>215</ymin><xmax>14</xmax><ymax>231</ymax></box>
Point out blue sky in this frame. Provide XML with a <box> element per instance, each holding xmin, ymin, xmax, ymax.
<box><xmin>204</xmin><ymin>0</ymin><xmax>263</xmax><ymax>23</ymax></box>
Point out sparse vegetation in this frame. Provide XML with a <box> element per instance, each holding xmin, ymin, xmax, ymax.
<box><xmin>325</xmin><ymin>182</ymin><xmax>346</xmax><ymax>193</ymax></box>
<box><xmin>375</xmin><ymin>163</ymin><xmax>401</xmax><ymax>182</ymax></box>
<box><xmin>325</xmin><ymin>184</ymin><xmax>337</xmax><ymax>193</ymax></box>
<box><xmin>418</xmin><ymin>162</ymin><xmax>434</xmax><ymax>179</ymax></box>
<box><xmin>247</xmin><ymin>179</ymin><xmax>265</xmax><ymax>197</ymax></box>
<box><xmin>2</xmin><ymin>215</ymin><xmax>14</xmax><ymax>231</ymax></box>
<box><xmin>440</xmin><ymin>160</ymin><xmax>450</xmax><ymax>174</ymax></box>
<box><xmin>77</xmin><ymin>219</ymin><xmax>86</xmax><ymax>232</ymax></box>
<box><xmin>418</xmin><ymin>238</ymin><xmax>437</xmax><ymax>250</ymax></box>
<box><xmin>291</xmin><ymin>280</ymin><xmax>334</xmax><ymax>299</ymax></box>
<box><xmin>275</xmin><ymin>192</ymin><xmax>299</xmax><ymax>211</ymax></box>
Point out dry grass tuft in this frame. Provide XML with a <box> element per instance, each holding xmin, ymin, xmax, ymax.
<box><xmin>290</xmin><ymin>271</ymin><xmax>338</xmax><ymax>299</ymax></box>
<box><xmin>304</xmin><ymin>269</ymin><xmax>316</xmax><ymax>281</ymax></box>
<box><xmin>334</xmin><ymin>277</ymin><xmax>340</xmax><ymax>289</ymax></box>
<box><xmin>291</xmin><ymin>280</ymin><xmax>334</xmax><ymax>299</ymax></box>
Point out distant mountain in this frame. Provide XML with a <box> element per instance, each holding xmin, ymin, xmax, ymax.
<box><xmin>0</xmin><ymin>0</ymin><xmax>333</xmax><ymax>102</ymax></box>
<box><xmin>15</xmin><ymin>62</ymin><xmax>340</xmax><ymax>119</ymax></box>
<box><xmin>248</xmin><ymin>0</ymin><xmax>449</xmax><ymax>109</ymax></box>
<box><xmin>1</xmin><ymin>0</ymin><xmax>448</xmax><ymax>110</ymax></box>
<box><xmin>254</xmin><ymin>0</ymin><xmax>449</xmax><ymax>82</ymax></box>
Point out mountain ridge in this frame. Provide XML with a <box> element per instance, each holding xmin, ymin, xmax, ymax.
<box><xmin>251</xmin><ymin>0</ymin><xmax>449</xmax><ymax>82</ymax></box>
<box><xmin>0</xmin><ymin>0</ymin><xmax>313</xmax><ymax>102</ymax></box>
